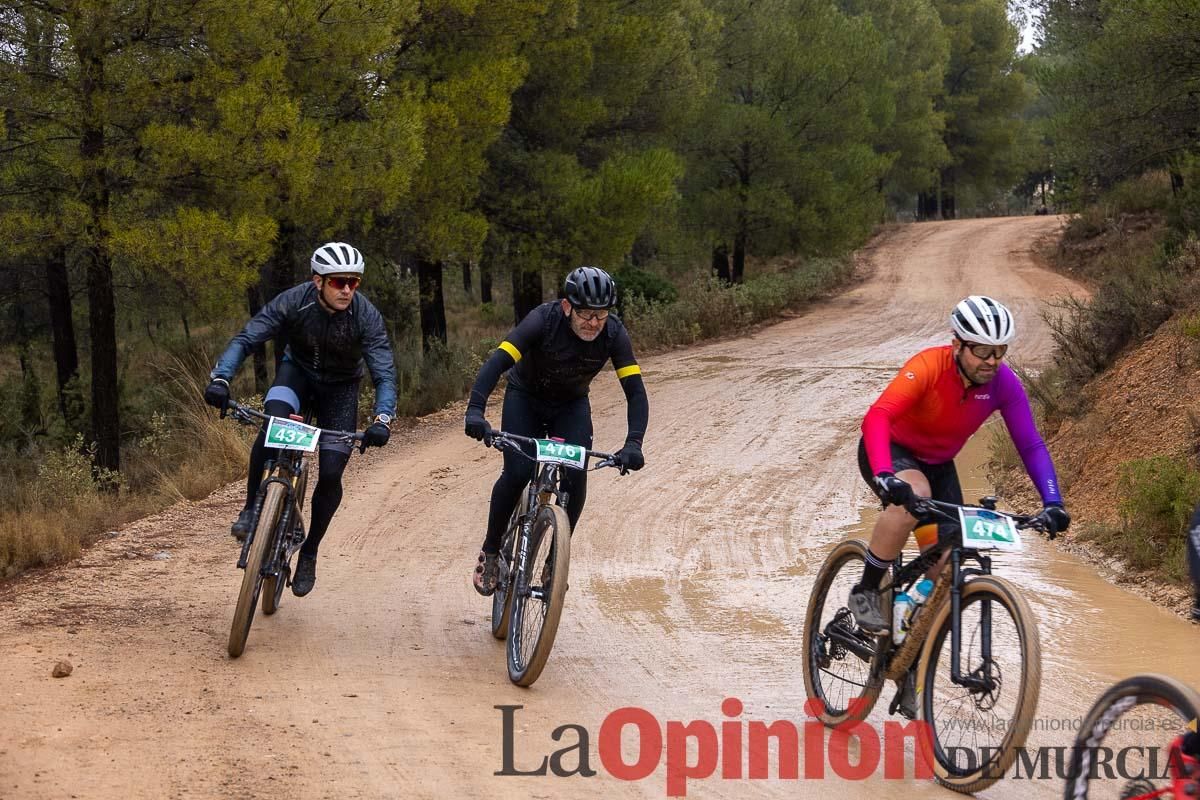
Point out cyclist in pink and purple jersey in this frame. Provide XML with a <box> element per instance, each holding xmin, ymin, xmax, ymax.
<box><xmin>848</xmin><ymin>296</ymin><xmax>1071</xmax><ymax>635</ymax></box>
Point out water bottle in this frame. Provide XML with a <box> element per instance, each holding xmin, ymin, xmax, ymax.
<box><xmin>892</xmin><ymin>591</ymin><xmax>913</xmax><ymax>643</ymax></box>
<box><xmin>905</xmin><ymin>578</ymin><xmax>935</xmax><ymax>629</ymax></box>
<box><xmin>892</xmin><ymin>578</ymin><xmax>934</xmax><ymax>644</ymax></box>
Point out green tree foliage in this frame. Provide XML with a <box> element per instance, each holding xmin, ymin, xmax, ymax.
<box><xmin>841</xmin><ymin>0</ymin><xmax>951</xmax><ymax>198</ymax></box>
<box><xmin>1036</xmin><ymin>0</ymin><xmax>1200</xmax><ymax>200</ymax></box>
<box><xmin>480</xmin><ymin>0</ymin><xmax>705</xmax><ymax>318</ymax></box>
<box><xmin>921</xmin><ymin>0</ymin><xmax>1027</xmax><ymax>218</ymax></box>
<box><xmin>686</xmin><ymin>0</ymin><xmax>894</xmax><ymax>281</ymax></box>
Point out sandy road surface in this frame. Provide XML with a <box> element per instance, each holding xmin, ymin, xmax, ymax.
<box><xmin>3</xmin><ymin>216</ymin><xmax>1198</xmax><ymax>800</ymax></box>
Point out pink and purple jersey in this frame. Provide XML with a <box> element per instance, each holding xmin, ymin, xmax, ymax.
<box><xmin>862</xmin><ymin>346</ymin><xmax>1062</xmax><ymax>504</ymax></box>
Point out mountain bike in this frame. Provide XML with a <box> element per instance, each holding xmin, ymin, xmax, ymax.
<box><xmin>482</xmin><ymin>429</ymin><xmax>625</xmax><ymax>686</ymax></box>
<box><xmin>222</xmin><ymin>399</ymin><xmax>362</xmax><ymax>658</ymax></box>
<box><xmin>1063</xmin><ymin>673</ymin><xmax>1200</xmax><ymax>800</ymax></box>
<box><xmin>802</xmin><ymin>495</ymin><xmax>1051</xmax><ymax>793</ymax></box>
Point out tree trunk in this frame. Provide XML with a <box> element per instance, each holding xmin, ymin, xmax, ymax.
<box><xmin>45</xmin><ymin>247</ymin><xmax>81</xmax><ymax>426</ymax></box>
<box><xmin>181</xmin><ymin>314</ymin><xmax>190</xmax><ymax>341</ymax></box>
<box><xmin>462</xmin><ymin>259</ymin><xmax>472</xmax><ymax>294</ymax></box>
<box><xmin>11</xmin><ymin>271</ymin><xmax>41</xmax><ymax>431</ymax></box>
<box><xmin>480</xmin><ymin>259</ymin><xmax>493</xmax><ymax>304</ymax></box>
<box><xmin>732</xmin><ymin>227</ymin><xmax>747</xmax><ymax>285</ymax></box>
<box><xmin>417</xmin><ymin>255</ymin><xmax>448</xmax><ymax>351</ymax></box>
<box><xmin>511</xmin><ymin>267</ymin><xmax>542</xmax><ymax>323</ymax></box>
<box><xmin>267</xmin><ymin>223</ymin><xmax>296</xmax><ymax>369</ymax></box>
<box><xmin>711</xmin><ymin>244</ymin><xmax>731</xmax><ymax>283</ymax></box>
<box><xmin>480</xmin><ymin>229</ymin><xmax>499</xmax><ymax>305</ymax></box>
<box><xmin>76</xmin><ymin>23</ymin><xmax>120</xmax><ymax>474</ymax></box>
<box><xmin>245</xmin><ymin>283</ymin><xmax>269</xmax><ymax>393</ymax></box>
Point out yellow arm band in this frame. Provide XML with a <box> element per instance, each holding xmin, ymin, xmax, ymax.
<box><xmin>615</xmin><ymin>364</ymin><xmax>641</xmax><ymax>380</ymax></box>
<box><xmin>498</xmin><ymin>341</ymin><xmax>522</xmax><ymax>362</ymax></box>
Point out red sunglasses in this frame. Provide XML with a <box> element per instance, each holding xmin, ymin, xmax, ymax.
<box><xmin>325</xmin><ymin>276</ymin><xmax>361</xmax><ymax>291</ymax></box>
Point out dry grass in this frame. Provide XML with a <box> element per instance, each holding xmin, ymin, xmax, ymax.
<box><xmin>0</xmin><ymin>356</ymin><xmax>254</xmax><ymax>578</ymax></box>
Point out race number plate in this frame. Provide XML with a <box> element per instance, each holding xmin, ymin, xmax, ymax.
<box><xmin>264</xmin><ymin>417</ymin><xmax>320</xmax><ymax>452</ymax></box>
<box><xmin>959</xmin><ymin>506</ymin><xmax>1023</xmax><ymax>552</ymax></box>
<box><xmin>534</xmin><ymin>439</ymin><xmax>587</xmax><ymax>470</ymax></box>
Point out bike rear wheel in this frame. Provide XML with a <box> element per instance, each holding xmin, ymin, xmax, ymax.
<box><xmin>1063</xmin><ymin>673</ymin><xmax>1200</xmax><ymax>800</ymax></box>
<box><xmin>228</xmin><ymin>482</ymin><xmax>284</xmax><ymax>658</ymax></box>
<box><xmin>506</xmin><ymin>504</ymin><xmax>570</xmax><ymax>687</ymax></box>
<box><xmin>491</xmin><ymin>506</ymin><xmax>521</xmax><ymax>640</ymax></box>
<box><xmin>265</xmin><ymin>469</ymin><xmax>308</xmax><ymax>615</ymax></box>
<box><xmin>801</xmin><ymin>538</ymin><xmax>885</xmax><ymax>724</ymax></box>
<box><xmin>916</xmin><ymin>575</ymin><xmax>1040</xmax><ymax>794</ymax></box>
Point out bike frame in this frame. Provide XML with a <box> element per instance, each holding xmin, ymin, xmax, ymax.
<box><xmin>488</xmin><ymin>430</ymin><xmax>619</xmax><ymax>599</ymax></box>
<box><xmin>235</xmin><ymin>422</ymin><xmax>309</xmax><ymax>579</ymax></box>
<box><xmin>873</xmin><ymin>497</ymin><xmax>1038</xmax><ymax>692</ymax></box>
<box><xmin>226</xmin><ymin>401</ymin><xmax>359</xmax><ymax>583</ymax></box>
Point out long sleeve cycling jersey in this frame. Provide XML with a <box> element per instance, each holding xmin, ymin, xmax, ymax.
<box><xmin>211</xmin><ymin>282</ymin><xmax>397</xmax><ymax>419</ymax></box>
<box><xmin>862</xmin><ymin>345</ymin><xmax>1062</xmax><ymax>505</ymax></box>
<box><xmin>468</xmin><ymin>302</ymin><xmax>648</xmax><ymax>446</ymax></box>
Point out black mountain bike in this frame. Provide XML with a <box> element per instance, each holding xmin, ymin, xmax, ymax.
<box><xmin>802</xmin><ymin>496</ymin><xmax>1051</xmax><ymax>793</ymax></box>
<box><xmin>1064</xmin><ymin>673</ymin><xmax>1200</xmax><ymax>800</ymax></box>
<box><xmin>482</xmin><ymin>429</ymin><xmax>624</xmax><ymax>686</ymax></box>
<box><xmin>223</xmin><ymin>399</ymin><xmax>362</xmax><ymax>658</ymax></box>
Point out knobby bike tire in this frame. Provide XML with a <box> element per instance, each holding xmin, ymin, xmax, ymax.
<box><xmin>261</xmin><ymin>538</ymin><xmax>289</xmax><ymax>616</ymax></box>
<box><xmin>491</xmin><ymin>506</ymin><xmax>521</xmax><ymax>641</ymax></box>
<box><xmin>506</xmin><ymin>504</ymin><xmax>570</xmax><ymax>687</ymax></box>
<box><xmin>916</xmin><ymin>575</ymin><xmax>1041</xmax><ymax>794</ymax></box>
<box><xmin>228</xmin><ymin>482</ymin><xmax>284</xmax><ymax>658</ymax></box>
<box><xmin>1063</xmin><ymin>673</ymin><xmax>1200</xmax><ymax>800</ymax></box>
<box><xmin>264</xmin><ymin>466</ymin><xmax>308</xmax><ymax>616</ymax></box>
<box><xmin>802</xmin><ymin>538</ymin><xmax>885</xmax><ymax>725</ymax></box>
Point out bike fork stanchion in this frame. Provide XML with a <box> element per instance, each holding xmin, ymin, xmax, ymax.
<box><xmin>950</xmin><ymin>549</ymin><xmax>964</xmax><ymax>684</ymax></box>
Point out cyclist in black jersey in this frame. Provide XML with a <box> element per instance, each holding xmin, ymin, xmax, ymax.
<box><xmin>1186</xmin><ymin>502</ymin><xmax>1200</xmax><ymax>621</ymax></box>
<box><xmin>203</xmin><ymin>242</ymin><xmax>397</xmax><ymax>597</ymax></box>
<box><xmin>464</xmin><ymin>266</ymin><xmax>649</xmax><ymax>595</ymax></box>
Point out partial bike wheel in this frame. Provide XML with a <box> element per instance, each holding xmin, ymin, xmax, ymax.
<box><xmin>265</xmin><ymin>467</ymin><xmax>308</xmax><ymax>616</ymax></box>
<box><xmin>1063</xmin><ymin>673</ymin><xmax>1200</xmax><ymax>800</ymax></box>
<box><xmin>491</xmin><ymin>505</ymin><xmax>522</xmax><ymax>640</ymax></box>
<box><xmin>261</xmin><ymin>538</ymin><xmax>291</xmax><ymax>617</ymax></box>
<box><xmin>916</xmin><ymin>575</ymin><xmax>1040</xmax><ymax>794</ymax></box>
<box><xmin>228</xmin><ymin>482</ymin><xmax>284</xmax><ymax>658</ymax></box>
<box><xmin>506</xmin><ymin>504</ymin><xmax>570</xmax><ymax>687</ymax></box>
<box><xmin>801</xmin><ymin>538</ymin><xmax>884</xmax><ymax>725</ymax></box>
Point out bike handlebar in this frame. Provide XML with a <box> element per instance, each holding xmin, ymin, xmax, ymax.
<box><xmin>900</xmin><ymin>495</ymin><xmax>1056</xmax><ymax>537</ymax></box>
<box><xmin>482</xmin><ymin>427</ymin><xmax>627</xmax><ymax>474</ymax></box>
<box><xmin>224</xmin><ymin>399</ymin><xmax>365</xmax><ymax>446</ymax></box>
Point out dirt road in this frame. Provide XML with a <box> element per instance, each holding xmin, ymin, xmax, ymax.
<box><xmin>3</xmin><ymin>216</ymin><xmax>1197</xmax><ymax>799</ymax></box>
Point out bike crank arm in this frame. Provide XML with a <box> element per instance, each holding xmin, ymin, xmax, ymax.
<box><xmin>824</xmin><ymin>622</ymin><xmax>876</xmax><ymax>663</ymax></box>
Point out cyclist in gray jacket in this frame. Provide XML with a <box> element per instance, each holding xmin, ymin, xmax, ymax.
<box><xmin>203</xmin><ymin>242</ymin><xmax>397</xmax><ymax>596</ymax></box>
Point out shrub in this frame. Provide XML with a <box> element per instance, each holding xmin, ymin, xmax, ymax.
<box><xmin>1091</xmin><ymin>455</ymin><xmax>1200</xmax><ymax>583</ymax></box>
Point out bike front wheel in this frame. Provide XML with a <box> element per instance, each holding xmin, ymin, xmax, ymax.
<box><xmin>228</xmin><ymin>482</ymin><xmax>284</xmax><ymax>658</ymax></box>
<box><xmin>491</xmin><ymin>506</ymin><xmax>521</xmax><ymax>641</ymax></box>
<box><xmin>1062</xmin><ymin>673</ymin><xmax>1200</xmax><ymax>800</ymax></box>
<box><xmin>916</xmin><ymin>575</ymin><xmax>1041</xmax><ymax>794</ymax></box>
<box><xmin>801</xmin><ymin>538</ymin><xmax>885</xmax><ymax>725</ymax></box>
<box><xmin>506</xmin><ymin>504</ymin><xmax>570</xmax><ymax>687</ymax></box>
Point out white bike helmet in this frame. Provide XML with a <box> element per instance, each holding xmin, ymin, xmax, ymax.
<box><xmin>950</xmin><ymin>295</ymin><xmax>1015</xmax><ymax>345</ymax></box>
<box><xmin>311</xmin><ymin>242</ymin><xmax>365</xmax><ymax>275</ymax></box>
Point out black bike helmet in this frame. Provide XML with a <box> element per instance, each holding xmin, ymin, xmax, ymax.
<box><xmin>564</xmin><ymin>266</ymin><xmax>617</xmax><ymax>309</ymax></box>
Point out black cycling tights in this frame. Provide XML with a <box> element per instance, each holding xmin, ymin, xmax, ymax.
<box><xmin>244</xmin><ymin>397</ymin><xmax>352</xmax><ymax>559</ymax></box>
<box><xmin>1187</xmin><ymin>502</ymin><xmax>1200</xmax><ymax>611</ymax></box>
<box><xmin>482</xmin><ymin>389</ymin><xmax>592</xmax><ymax>554</ymax></box>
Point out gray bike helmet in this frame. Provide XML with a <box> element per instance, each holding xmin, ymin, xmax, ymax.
<box><xmin>950</xmin><ymin>295</ymin><xmax>1015</xmax><ymax>345</ymax></box>
<box><xmin>311</xmin><ymin>242</ymin><xmax>365</xmax><ymax>276</ymax></box>
<box><xmin>564</xmin><ymin>266</ymin><xmax>616</xmax><ymax>309</ymax></box>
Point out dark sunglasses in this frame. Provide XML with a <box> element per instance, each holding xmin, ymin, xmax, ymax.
<box><xmin>325</xmin><ymin>276</ymin><xmax>361</xmax><ymax>291</ymax></box>
<box><xmin>962</xmin><ymin>341</ymin><xmax>1008</xmax><ymax>361</ymax></box>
